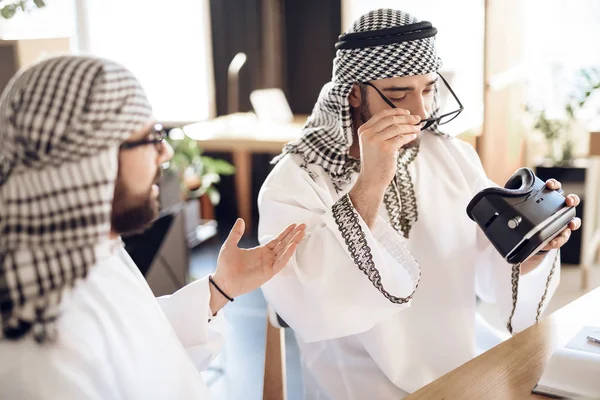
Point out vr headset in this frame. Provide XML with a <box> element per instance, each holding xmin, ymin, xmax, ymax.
<box><xmin>466</xmin><ymin>168</ymin><xmax>576</xmax><ymax>264</ymax></box>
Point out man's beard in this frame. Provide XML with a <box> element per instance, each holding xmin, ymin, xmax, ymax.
<box><xmin>111</xmin><ymin>168</ymin><xmax>162</xmax><ymax>235</ymax></box>
<box><xmin>358</xmin><ymin>99</ymin><xmax>421</xmax><ymax>149</ymax></box>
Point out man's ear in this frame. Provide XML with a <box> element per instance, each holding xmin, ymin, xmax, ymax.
<box><xmin>348</xmin><ymin>83</ymin><xmax>362</xmax><ymax>108</ymax></box>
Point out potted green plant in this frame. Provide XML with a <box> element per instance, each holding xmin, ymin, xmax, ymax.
<box><xmin>0</xmin><ymin>0</ymin><xmax>45</xmax><ymax>19</ymax></box>
<box><xmin>527</xmin><ymin>109</ymin><xmax>570</xmax><ymax>166</ymax></box>
<box><xmin>165</xmin><ymin>131</ymin><xmax>235</xmax><ymax>219</ymax></box>
<box><xmin>527</xmin><ymin>67</ymin><xmax>600</xmax><ymax>167</ymax></box>
<box><xmin>527</xmin><ymin>67</ymin><xmax>600</xmax><ymax>265</ymax></box>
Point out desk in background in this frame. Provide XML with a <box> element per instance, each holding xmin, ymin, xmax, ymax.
<box><xmin>406</xmin><ymin>287</ymin><xmax>600</xmax><ymax>400</ymax></box>
<box><xmin>183</xmin><ymin>113</ymin><xmax>307</xmax><ymax>230</ymax></box>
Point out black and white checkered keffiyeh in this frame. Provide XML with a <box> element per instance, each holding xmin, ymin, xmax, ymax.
<box><xmin>275</xmin><ymin>9</ymin><xmax>444</xmax><ymax>238</ymax></box>
<box><xmin>0</xmin><ymin>56</ymin><xmax>153</xmax><ymax>342</ymax></box>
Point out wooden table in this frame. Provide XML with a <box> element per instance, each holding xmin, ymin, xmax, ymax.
<box><xmin>406</xmin><ymin>287</ymin><xmax>600</xmax><ymax>400</ymax></box>
<box><xmin>183</xmin><ymin>113</ymin><xmax>307</xmax><ymax>229</ymax></box>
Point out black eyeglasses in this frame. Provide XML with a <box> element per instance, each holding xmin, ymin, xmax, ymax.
<box><xmin>363</xmin><ymin>73</ymin><xmax>464</xmax><ymax>131</ymax></box>
<box><xmin>120</xmin><ymin>124</ymin><xmax>166</xmax><ymax>151</ymax></box>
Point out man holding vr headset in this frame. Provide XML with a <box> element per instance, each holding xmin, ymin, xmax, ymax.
<box><xmin>257</xmin><ymin>8</ymin><xmax>581</xmax><ymax>399</ymax></box>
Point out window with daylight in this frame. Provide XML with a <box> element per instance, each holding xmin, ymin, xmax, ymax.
<box><xmin>75</xmin><ymin>0</ymin><xmax>216</xmax><ymax>125</ymax></box>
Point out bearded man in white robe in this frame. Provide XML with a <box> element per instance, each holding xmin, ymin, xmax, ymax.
<box><xmin>0</xmin><ymin>55</ymin><xmax>305</xmax><ymax>399</ymax></box>
<box><xmin>258</xmin><ymin>9</ymin><xmax>581</xmax><ymax>399</ymax></box>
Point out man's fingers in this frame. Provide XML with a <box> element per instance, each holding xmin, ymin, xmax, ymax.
<box><xmin>561</xmin><ymin>228</ymin><xmax>572</xmax><ymax>243</ymax></box>
<box><xmin>387</xmin><ymin>133</ymin><xmax>419</xmax><ymax>150</ymax></box>
<box><xmin>565</xmin><ymin>194</ymin><xmax>580</xmax><ymax>207</ymax></box>
<box><xmin>359</xmin><ymin>108</ymin><xmax>411</xmax><ymax>131</ymax></box>
<box><xmin>274</xmin><ymin>229</ymin><xmax>305</xmax><ymax>257</ymax></box>
<box><xmin>364</xmin><ymin>114</ymin><xmax>421</xmax><ymax>136</ymax></box>
<box><xmin>545</xmin><ymin>179</ymin><xmax>561</xmax><ymax>190</ymax></box>
<box><xmin>568</xmin><ymin>217</ymin><xmax>582</xmax><ymax>231</ymax></box>
<box><xmin>367</xmin><ymin>123</ymin><xmax>420</xmax><ymax>142</ymax></box>
<box><xmin>290</xmin><ymin>227</ymin><xmax>306</xmax><ymax>244</ymax></box>
<box><xmin>273</xmin><ymin>224</ymin><xmax>306</xmax><ymax>255</ymax></box>
<box><xmin>266</xmin><ymin>223</ymin><xmax>296</xmax><ymax>250</ymax></box>
<box><xmin>224</xmin><ymin>218</ymin><xmax>245</xmax><ymax>247</ymax></box>
<box><xmin>273</xmin><ymin>242</ymin><xmax>299</xmax><ymax>273</ymax></box>
<box><xmin>550</xmin><ymin>228</ymin><xmax>571</xmax><ymax>248</ymax></box>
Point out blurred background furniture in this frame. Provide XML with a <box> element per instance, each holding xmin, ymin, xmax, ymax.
<box><xmin>0</xmin><ymin>37</ymin><xmax>70</xmax><ymax>94</ymax></box>
<box><xmin>183</xmin><ymin>113</ymin><xmax>306</xmax><ymax>231</ymax></box>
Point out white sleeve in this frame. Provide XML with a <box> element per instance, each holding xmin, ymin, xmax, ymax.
<box><xmin>156</xmin><ymin>276</ymin><xmax>229</xmax><ymax>370</ymax></box>
<box><xmin>258</xmin><ymin>157</ymin><xmax>420</xmax><ymax>343</ymax></box>
<box><xmin>455</xmin><ymin>143</ymin><xmax>561</xmax><ymax>333</ymax></box>
<box><xmin>0</xmin><ymin>340</ymin><xmax>117</xmax><ymax>400</ymax></box>
<box><xmin>0</xmin><ymin>366</ymin><xmax>108</xmax><ymax>400</ymax></box>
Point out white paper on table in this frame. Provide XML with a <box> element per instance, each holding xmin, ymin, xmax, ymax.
<box><xmin>533</xmin><ymin>326</ymin><xmax>600</xmax><ymax>399</ymax></box>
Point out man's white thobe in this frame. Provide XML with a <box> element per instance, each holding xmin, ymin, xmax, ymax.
<box><xmin>0</xmin><ymin>239</ymin><xmax>227</xmax><ymax>399</ymax></box>
<box><xmin>258</xmin><ymin>131</ymin><xmax>560</xmax><ymax>399</ymax></box>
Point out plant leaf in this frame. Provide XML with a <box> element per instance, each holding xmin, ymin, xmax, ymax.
<box><xmin>1</xmin><ymin>5</ymin><xmax>17</xmax><ymax>19</ymax></box>
<box><xmin>206</xmin><ymin>186</ymin><xmax>221</xmax><ymax>205</ymax></box>
<box><xmin>201</xmin><ymin>172</ymin><xmax>221</xmax><ymax>188</ymax></box>
<box><xmin>201</xmin><ymin>156</ymin><xmax>235</xmax><ymax>174</ymax></box>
